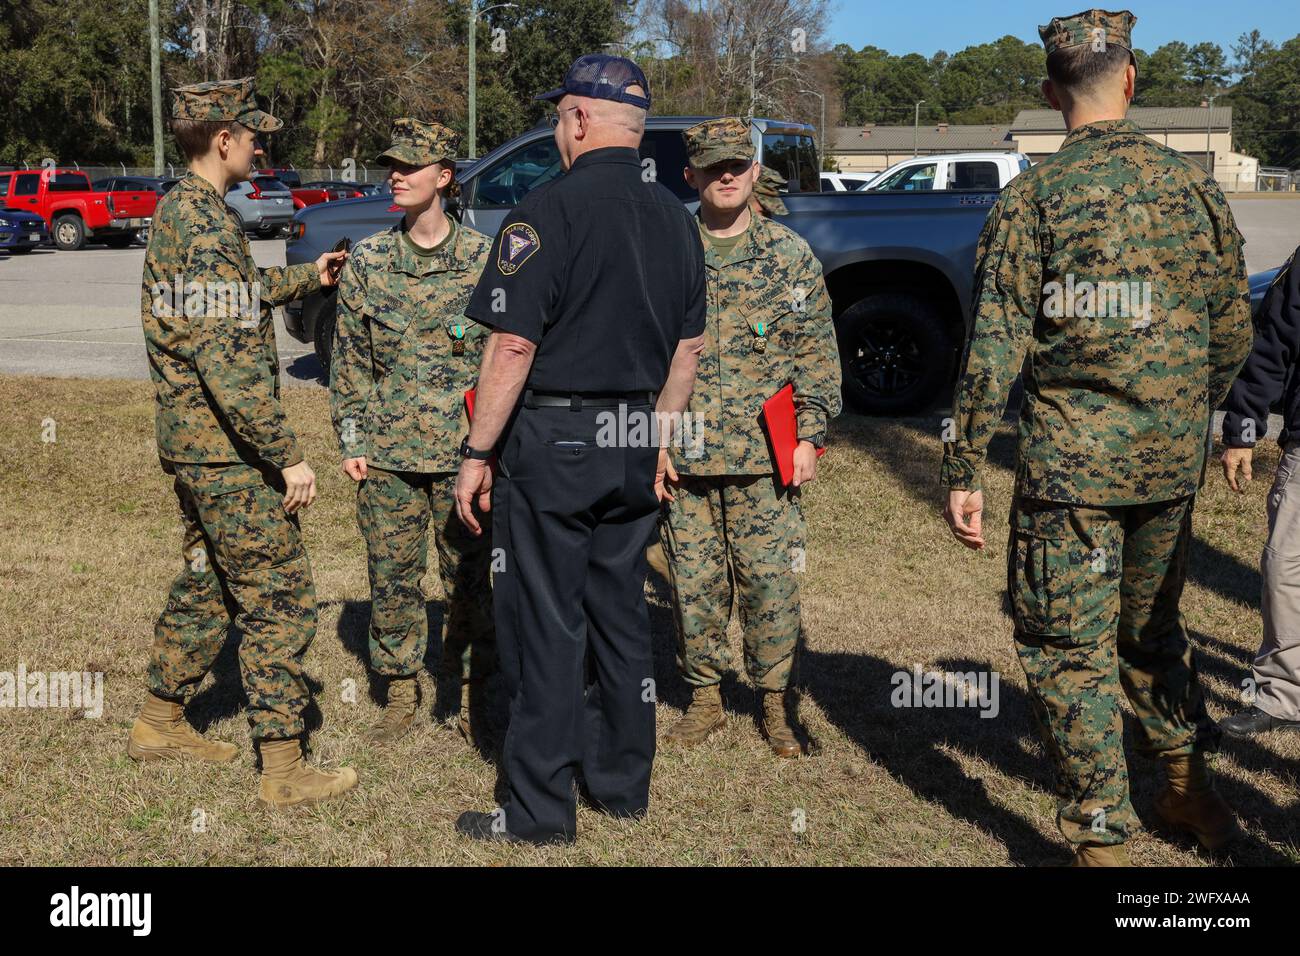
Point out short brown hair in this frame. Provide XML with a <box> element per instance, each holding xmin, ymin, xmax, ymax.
<box><xmin>170</xmin><ymin>118</ymin><xmax>242</xmax><ymax>161</ymax></box>
<box><xmin>1046</xmin><ymin>43</ymin><xmax>1132</xmax><ymax>98</ymax></box>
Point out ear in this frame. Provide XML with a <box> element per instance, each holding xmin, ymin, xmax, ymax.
<box><xmin>1041</xmin><ymin>78</ymin><xmax>1062</xmax><ymax>111</ymax></box>
<box><xmin>684</xmin><ymin>167</ymin><xmax>698</xmax><ymax>190</ymax></box>
<box><xmin>436</xmin><ymin>164</ymin><xmax>454</xmax><ymax>191</ymax></box>
<box><xmin>1124</xmin><ymin>63</ymin><xmax>1136</xmax><ymax>101</ymax></box>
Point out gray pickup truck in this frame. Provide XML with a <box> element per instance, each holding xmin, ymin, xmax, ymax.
<box><xmin>284</xmin><ymin>115</ymin><xmax>1281</xmax><ymax>415</ymax></box>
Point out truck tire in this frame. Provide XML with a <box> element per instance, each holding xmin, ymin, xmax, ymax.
<box><xmin>837</xmin><ymin>292</ymin><xmax>955</xmax><ymax>416</ymax></box>
<box><xmin>313</xmin><ymin>294</ymin><xmax>338</xmax><ymax>376</ymax></box>
<box><xmin>52</xmin><ymin>214</ymin><xmax>86</xmax><ymax>251</ymax></box>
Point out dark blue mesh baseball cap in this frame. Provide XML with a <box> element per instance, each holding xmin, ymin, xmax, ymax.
<box><xmin>535</xmin><ymin>54</ymin><xmax>651</xmax><ymax>110</ymax></box>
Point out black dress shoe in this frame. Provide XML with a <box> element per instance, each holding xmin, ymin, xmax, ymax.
<box><xmin>454</xmin><ymin>810</ymin><xmax>575</xmax><ymax>846</ymax></box>
<box><xmin>1220</xmin><ymin>706</ymin><xmax>1300</xmax><ymax>737</ymax></box>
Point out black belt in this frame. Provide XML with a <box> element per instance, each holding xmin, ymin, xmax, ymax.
<box><xmin>523</xmin><ymin>389</ymin><xmax>656</xmax><ymax>410</ymax></box>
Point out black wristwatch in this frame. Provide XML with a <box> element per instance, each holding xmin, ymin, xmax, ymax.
<box><xmin>799</xmin><ymin>432</ymin><xmax>826</xmax><ymax>449</ymax></box>
<box><xmin>460</xmin><ymin>437</ymin><xmax>492</xmax><ymax>461</ymax></box>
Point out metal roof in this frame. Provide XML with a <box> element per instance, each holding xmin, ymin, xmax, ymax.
<box><xmin>1010</xmin><ymin>106</ymin><xmax>1233</xmax><ymax>133</ymax></box>
<box><xmin>829</xmin><ymin>124</ymin><xmax>1014</xmax><ymax>153</ymax></box>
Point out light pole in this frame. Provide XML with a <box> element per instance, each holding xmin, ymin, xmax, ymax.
<box><xmin>913</xmin><ymin>100</ymin><xmax>926</xmax><ymax>158</ymax></box>
<box><xmin>799</xmin><ymin>89</ymin><xmax>825</xmax><ymax>173</ymax></box>
<box><xmin>468</xmin><ymin>1</ymin><xmax>517</xmax><ymax>160</ymax></box>
<box><xmin>1204</xmin><ymin>94</ymin><xmax>1217</xmax><ymax>179</ymax></box>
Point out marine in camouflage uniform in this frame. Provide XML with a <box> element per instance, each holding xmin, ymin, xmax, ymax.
<box><xmin>940</xmin><ymin>11</ymin><xmax>1252</xmax><ymax>861</ymax></box>
<box><xmin>751</xmin><ymin>165</ymin><xmax>789</xmax><ymax>217</ymax></box>
<box><xmin>661</xmin><ymin>117</ymin><xmax>841</xmax><ymax>757</ymax></box>
<box><xmin>331</xmin><ymin>118</ymin><xmax>496</xmax><ymax>743</ymax></box>
<box><xmin>130</xmin><ymin>79</ymin><xmax>358</xmax><ymax>807</ymax></box>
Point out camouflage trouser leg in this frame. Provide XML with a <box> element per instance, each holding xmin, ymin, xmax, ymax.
<box><xmin>427</xmin><ymin>473</ymin><xmax>497</xmax><ymax>682</ymax></box>
<box><xmin>358</xmin><ymin>469</ymin><xmax>496</xmax><ymax>681</ymax></box>
<box><xmin>663</xmin><ymin>475</ymin><xmax>805</xmax><ymax>691</ymax></box>
<box><xmin>1010</xmin><ymin>494</ymin><xmax>1216</xmax><ymax>847</ymax></box>
<box><xmin>358</xmin><ymin>468</ymin><xmax>432</xmax><ymax>678</ymax></box>
<box><xmin>149</xmin><ymin>464</ymin><xmax>316</xmax><ymax>741</ymax></box>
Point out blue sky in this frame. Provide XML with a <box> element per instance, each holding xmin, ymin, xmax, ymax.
<box><xmin>827</xmin><ymin>1</ymin><xmax>1295</xmax><ymax>59</ymax></box>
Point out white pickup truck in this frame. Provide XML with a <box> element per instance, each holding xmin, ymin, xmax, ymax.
<box><xmin>866</xmin><ymin>151</ymin><xmax>1030</xmax><ymax>192</ymax></box>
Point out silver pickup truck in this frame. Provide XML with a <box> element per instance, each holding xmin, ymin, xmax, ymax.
<box><xmin>284</xmin><ymin>116</ymin><xmax>1280</xmax><ymax>415</ymax></box>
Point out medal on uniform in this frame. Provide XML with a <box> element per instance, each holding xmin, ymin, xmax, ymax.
<box><xmin>451</xmin><ymin>323</ymin><xmax>465</xmax><ymax>355</ymax></box>
<box><xmin>753</xmin><ymin>322</ymin><xmax>767</xmax><ymax>353</ymax></box>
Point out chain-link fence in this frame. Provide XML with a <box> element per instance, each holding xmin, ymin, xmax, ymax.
<box><xmin>2</xmin><ymin>162</ymin><xmax>391</xmax><ymax>185</ymax></box>
<box><xmin>1257</xmin><ymin>167</ymin><xmax>1300</xmax><ymax>192</ymax></box>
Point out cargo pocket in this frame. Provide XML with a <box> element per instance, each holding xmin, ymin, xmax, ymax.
<box><xmin>1008</xmin><ymin>505</ymin><xmax>1073</xmax><ymax>639</ymax></box>
<box><xmin>198</xmin><ymin>479</ymin><xmax>305</xmax><ymax>574</ymax></box>
<box><xmin>366</xmin><ymin>292</ymin><xmax>413</xmax><ymax>376</ymax></box>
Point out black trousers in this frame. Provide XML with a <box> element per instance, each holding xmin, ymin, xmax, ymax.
<box><xmin>492</xmin><ymin>401</ymin><xmax>660</xmax><ymax>841</ymax></box>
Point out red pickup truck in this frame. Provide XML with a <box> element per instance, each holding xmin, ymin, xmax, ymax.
<box><xmin>0</xmin><ymin>169</ymin><xmax>154</xmax><ymax>250</ymax></box>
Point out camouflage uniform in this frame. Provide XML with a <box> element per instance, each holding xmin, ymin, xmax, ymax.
<box><xmin>330</xmin><ymin>118</ymin><xmax>496</xmax><ymax>683</ymax></box>
<box><xmin>753</xmin><ymin>165</ymin><xmax>789</xmax><ymax>217</ymax></box>
<box><xmin>941</xmin><ymin>11</ymin><xmax>1253</xmax><ymax>847</ymax></box>
<box><xmin>141</xmin><ymin>79</ymin><xmax>322</xmax><ymax>741</ymax></box>
<box><xmin>662</xmin><ymin>118</ymin><xmax>841</xmax><ymax>692</ymax></box>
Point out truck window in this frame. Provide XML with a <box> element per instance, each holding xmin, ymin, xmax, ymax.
<box><xmin>950</xmin><ymin>162</ymin><xmax>999</xmax><ymax>190</ymax></box>
<box><xmin>50</xmin><ymin>173</ymin><xmax>92</xmax><ymax>192</ymax></box>
<box><xmin>14</xmin><ymin>173</ymin><xmax>40</xmax><ymax>196</ymax></box>
<box><xmin>875</xmin><ymin>163</ymin><xmax>936</xmax><ymax>191</ymax></box>
<box><xmin>275</xmin><ymin>170</ymin><xmax>302</xmax><ymax>188</ymax></box>
<box><xmin>471</xmin><ymin>139</ymin><xmax>563</xmax><ymax>208</ymax></box>
<box><xmin>640</xmin><ymin>130</ymin><xmax>694</xmax><ymax>200</ymax></box>
<box><xmin>0</xmin><ymin>177</ymin><xmax>9</xmax><ymax>198</ymax></box>
<box><xmin>762</xmin><ymin>133</ymin><xmax>820</xmax><ymax>192</ymax></box>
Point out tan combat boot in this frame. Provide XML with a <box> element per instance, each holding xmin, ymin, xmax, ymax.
<box><xmin>366</xmin><ymin>676</ymin><xmax>419</xmax><ymax>743</ymax></box>
<box><xmin>760</xmin><ymin>690</ymin><xmax>803</xmax><ymax>758</ymax></box>
<box><xmin>127</xmin><ymin>692</ymin><xmax>238</xmax><ymax>763</ymax></box>
<box><xmin>257</xmin><ymin>739</ymin><xmax>359</xmax><ymax>809</ymax></box>
<box><xmin>663</xmin><ymin>684</ymin><xmax>725</xmax><ymax>746</ymax></box>
<box><xmin>1154</xmin><ymin>753</ymin><xmax>1240</xmax><ymax>851</ymax></box>
<box><xmin>1071</xmin><ymin>844</ymin><xmax>1132</xmax><ymax>867</ymax></box>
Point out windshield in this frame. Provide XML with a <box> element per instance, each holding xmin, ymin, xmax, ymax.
<box><xmin>874</xmin><ymin>163</ymin><xmax>936</xmax><ymax>191</ymax></box>
<box><xmin>761</xmin><ymin>132</ymin><xmax>820</xmax><ymax>192</ymax></box>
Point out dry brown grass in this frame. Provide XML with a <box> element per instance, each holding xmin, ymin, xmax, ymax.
<box><xmin>1</xmin><ymin>375</ymin><xmax>1296</xmax><ymax>866</ymax></box>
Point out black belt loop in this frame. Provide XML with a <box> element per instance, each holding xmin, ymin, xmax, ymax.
<box><xmin>523</xmin><ymin>388</ymin><xmax>537</xmax><ymax>410</ymax></box>
<box><xmin>570</xmin><ymin>394</ymin><xmax>582</xmax><ymax>412</ymax></box>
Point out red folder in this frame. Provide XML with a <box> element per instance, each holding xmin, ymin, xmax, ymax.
<box><xmin>761</xmin><ymin>383</ymin><xmax>826</xmax><ymax>487</ymax></box>
<box><xmin>465</xmin><ymin>388</ymin><xmax>476</xmax><ymax>420</ymax></box>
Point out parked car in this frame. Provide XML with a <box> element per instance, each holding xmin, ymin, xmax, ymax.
<box><xmin>92</xmin><ymin>175</ymin><xmax>179</xmax><ymax>197</ymax></box>
<box><xmin>226</xmin><ymin>175</ymin><xmax>296</xmax><ymax>237</ymax></box>
<box><xmin>0</xmin><ymin>168</ymin><xmax>153</xmax><ymax>249</ymax></box>
<box><xmin>866</xmin><ymin>152</ymin><xmax>1029</xmax><ymax>192</ymax></box>
<box><xmin>0</xmin><ymin>207</ymin><xmax>49</xmax><ymax>253</ymax></box>
<box><xmin>821</xmin><ymin>172</ymin><xmax>877</xmax><ymax>191</ymax></box>
<box><xmin>301</xmin><ymin>180</ymin><xmax>367</xmax><ymax>201</ymax></box>
<box><xmin>258</xmin><ymin>167</ymin><xmax>302</xmax><ymax>188</ymax></box>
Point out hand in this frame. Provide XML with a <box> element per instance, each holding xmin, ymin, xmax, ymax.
<box><xmin>281</xmin><ymin>461</ymin><xmax>318</xmax><ymax>514</ymax></box>
<box><xmin>1222</xmin><ymin>447</ymin><xmax>1254</xmax><ymax>493</ymax></box>
<box><xmin>944</xmin><ymin>489</ymin><xmax>985</xmax><ymax>550</ymax></box>
<box><xmin>454</xmin><ymin>459</ymin><xmax>493</xmax><ymax>535</ymax></box>
<box><xmin>315</xmin><ymin>250</ymin><xmax>348</xmax><ymax>287</ymax></box>
<box><xmin>342</xmin><ymin>456</ymin><xmax>368</xmax><ymax>482</ymax></box>
<box><xmin>655</xmin><ymin>448</ymin><xmax>679</xmax><ymax>502</ymax></box>
<box><xmin>792</xmin><ymin>441</ymin><xmax>819</xmax><ymax>487</ymax></box>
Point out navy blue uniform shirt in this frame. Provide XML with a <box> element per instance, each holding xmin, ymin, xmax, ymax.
<box><xmin>465</xmin><ymin>145</ymin><xmax>706</xmax><ymax>393</ymax></box>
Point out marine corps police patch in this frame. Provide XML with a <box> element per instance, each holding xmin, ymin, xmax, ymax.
<box><xmin>499</xmin><ymin>222</ymin><xmax>541</xmax><ymax>275</ymax></box>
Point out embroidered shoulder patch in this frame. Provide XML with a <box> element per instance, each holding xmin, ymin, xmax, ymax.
<box><xmin>498</xmin><ymin>222</ymin><xmax>540</xmax><ymax>276</ymax></box>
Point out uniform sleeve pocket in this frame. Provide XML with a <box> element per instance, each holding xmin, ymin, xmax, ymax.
<box><xmin>1009</xmin><ymin>506</ymin><xmax>1073</xmax><ymax>640</ymax></box>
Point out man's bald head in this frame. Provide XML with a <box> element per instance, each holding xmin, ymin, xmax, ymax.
<box><xmin>552</xmin><ymin>88</ymin><xmax>646</xmax><ymax>168</ymax></box>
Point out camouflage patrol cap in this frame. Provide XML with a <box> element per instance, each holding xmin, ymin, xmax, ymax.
<box><xmin>1038</xmin><ymin>9</ymin><xmax>1137</xmax><ymax>62</ymax></box>
<box><xmin>683</xmin><ymin>117</ymin><xmax>755</xmax><ymax>169</ymax></box>
<box><xmin>171</xmin><ymin>77</ymin><xmax>281</xmax><ymax>132</ymax></box>
<box><xmin>376</xmin><ymin>118</ymin><xmax>460</xmax><ymax>167</ymax></box>
<box><xmin>753</xmin><ymin>165</ymin><xmax>789</xmax><ymax>216</ymax></box>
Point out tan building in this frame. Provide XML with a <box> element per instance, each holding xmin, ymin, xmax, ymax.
<box><xmin>1011</xmin><ymin>106</ymin><xmax>1258</xmax><ymax>191</ymax></box>
<box><xmin>828</xmin><ymin>123</ymin><xmax>1016</xmax><ymax>174</ymax></box>
<box><xmin>829</xmin><ymin>106</ymin><xmax>1259</xmax><ymax>192</ymax></box>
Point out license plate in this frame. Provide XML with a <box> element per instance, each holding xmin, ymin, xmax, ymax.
<box><xmin>29</xmin><ymin>232</ymin><xmax>40</xmax><ymax>242</ymax></box>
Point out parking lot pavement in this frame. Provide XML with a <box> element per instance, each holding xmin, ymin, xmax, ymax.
<box><xmin>0</xmin><ymin>198</ymin><xmax>1296</xmax><ymax>388</ymax></box>
<box><xmin>0</xmin><ymin>237</ymin><xmax>322</xmax><ymax>386</ymax></box>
